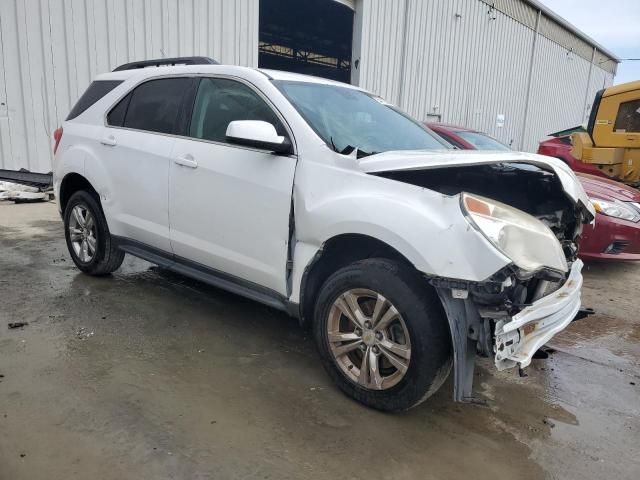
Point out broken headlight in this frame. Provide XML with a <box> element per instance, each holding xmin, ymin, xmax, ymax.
<box><xmin>461</xmin><ymin>192</ymin><xmax>568</xmax><ymax>274</ymax></box>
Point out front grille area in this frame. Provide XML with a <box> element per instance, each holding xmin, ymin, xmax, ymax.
<box><xmin>604</xmin><ymin>241</ymin><xmax>630</xmax><ymax>255</ymax></box>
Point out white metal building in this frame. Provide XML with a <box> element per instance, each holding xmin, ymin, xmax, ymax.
<box><xmin>0</xmin><ymin>0</ymin><xmax>619</xmax><ymax>173</ymax></box>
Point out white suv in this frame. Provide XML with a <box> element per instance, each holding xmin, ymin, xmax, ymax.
<box><xmin>53</xmin><ymin>57</ymin><xmax>594</xmax><ymax>411</ymax></box>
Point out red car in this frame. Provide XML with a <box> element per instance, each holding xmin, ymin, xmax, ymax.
<box><xmin>537</xmin><ymin>127</ymin><xmax>607</xmax><ymax>178</ymax></box>
<box><xmin>577</xmin><ymin>174</ymin><xmax>640</xmax><ymax>261</ymax></box>
<box><xmin>427</xmin><ymin>123</ymin><xmax>640</xmax><ymax>261</ymax></box>
<box><xmin>428</xmin><ymin>123</ymin><xmax>514</xmax><ymax>152</ymax></box>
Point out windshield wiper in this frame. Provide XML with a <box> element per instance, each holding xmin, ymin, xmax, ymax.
<box><xmin>331</xmin><ymin>140</ymin><xmax>377</xmax><ymax>159</ymax></box>
<box><xmin>340</xmin><ymin>144</ymin><xmax>356</xmax><ymax>155</ymax></box>
<box><xmin>330</xmin><ymin>136</ymin><xmax>339</xmax><ymax>153</ymax></box>
<box><xmin>356</xmin><ymin>150</ymin><xmax>377</xmax><ymax>159</ymax></box>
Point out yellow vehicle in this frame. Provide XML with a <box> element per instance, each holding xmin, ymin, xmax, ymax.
<box><xmin>572</xmin><ymin>80</ymin><xmax>640</xmax><ymax>186</ymax></box>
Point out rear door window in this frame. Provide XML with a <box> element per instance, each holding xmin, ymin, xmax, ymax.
<box><xmin>66</xmin><ymin>80</ymin><xmax>123</xmax><ymax>120</ymax></box>
<box><xmin>115</xmin><ymin>78</ymin><xmax>191</xmax><ymax>134</ymax></box>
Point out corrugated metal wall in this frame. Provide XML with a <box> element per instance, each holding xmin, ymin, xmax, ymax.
<box><xmin>525</xmin><ymin>35</ymin><xmax>603</xmax><ymax>151</ymax></box>
<box><xmin>355</xmin><ymin>0</ymin><xmax>406</xmax><ymax>106</ymax></box>
<box><xmin>400</xmin><ymin>0</ymin><xmax>534</xmax><ymax>149</ymax></box>
<box><xmin>354</xmin><ymin>0</ymin><xmax>615</xmax><ymax>152</ymax></box>
<box><xmin>0</xmin><ymin>0</ymin><xmax>259</xmax><ymax>173</ymax></box>
<box><xmin>0</xmin><ymin>0</ymin><xmax>616</xmax><ymax>171</ymax></box>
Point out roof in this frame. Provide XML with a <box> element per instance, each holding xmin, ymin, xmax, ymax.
<box><xmin>427</xmin><ymin>122</ymin><xmax>477</xmax><ymax>133</ymax></box>
<box><xmin>523</xmin><ymin>0</ymin><xmax>620</xmax><ymax>62</ymax></box>
<box><xmin>547</xmin><ymin>125</ymin><xmax>586</xmax><ymax>137</ymax></box>
<box><xmin>94</xmin><ymin>64</ymin><xmax>362</xmax><ymax>89</ymax></box>
<box><xmin>602</xmin><ymin>80</ymin><xmax>640</xmax><ymax>97</ymax></box>
<box><xmin>259</xmin><ymin>69</ymin><xmax>363</xmax><ymax>89</ymax></box>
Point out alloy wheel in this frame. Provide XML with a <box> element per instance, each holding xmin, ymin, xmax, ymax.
<box><xmin>68</xmin><ymin>204</ymin><xmax>97</xmax><ymax>263</ymax></box>
<box><xmin>327</xmin><ymin>288</ymin><xmax>411</xmax><ymax>390</ymax></box>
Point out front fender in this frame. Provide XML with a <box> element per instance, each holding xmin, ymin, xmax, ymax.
<box><xmin>294</xmin><ymin>164</ymin><xmax>510</xmax><ymax>283</ymax></box>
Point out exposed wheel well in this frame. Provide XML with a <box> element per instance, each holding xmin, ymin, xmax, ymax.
<box><xmin>59</xmin><ymin>173</ymin><xmax>98</xmax><ymax>212</ymax></box>
<box><xmin>299</xmin><ymin>234</ymin><xmax>420</xmax><ymax>327</ymax></box>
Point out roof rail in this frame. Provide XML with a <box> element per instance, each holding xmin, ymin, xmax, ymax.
<box><xmin>113</xmin><ymin>56</ymin><xmax>219</xmax><ymax>72</ymax></box>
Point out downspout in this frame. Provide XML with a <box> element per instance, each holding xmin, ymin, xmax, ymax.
<box><xmin>606</xmin><ymin>59</ymin><xmax>616</xmax><ymax>87</ymax></box>
<box><xmin>583</xmin><ymin>47</ymin><xmax>596</xmax><ymax>123</ymax></box>
<box><xmin>518</xmin><ymin>9</ymin><xmax>541</xmax><ymax>151</ymax></box>
<box><xmin>351</xmin><ymin>0</ymin><xmax>364</xmax><ymax>86</ymax></box>
<box><xmin>396</xmin><ymin>0</ymin><xmax>411</xmax><ymax>108</ymax></box>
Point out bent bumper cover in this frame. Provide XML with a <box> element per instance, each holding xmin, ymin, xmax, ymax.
<box><xmin>494</xmin><ymin>259</ymin><xmax>583</xmax><ymax>370</ymax></box>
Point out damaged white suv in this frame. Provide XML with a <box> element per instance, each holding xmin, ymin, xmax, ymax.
<box><xmin>53</xmin><ymin>57</ymin><xmax>595</xmax><ymax>411</ymax></box>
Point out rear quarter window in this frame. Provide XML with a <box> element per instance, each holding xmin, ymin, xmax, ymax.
<box><xmin>66</xmin><ymin>80</ymin><xmax>123</xmax><ymax>120</ymax></box>
<box><xmin>107</xmin><ymin>93</ymin><xmax>131</xmax><ymax>127</ymax></box>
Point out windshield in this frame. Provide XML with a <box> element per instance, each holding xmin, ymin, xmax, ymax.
<box><xmin>275</xmin><ymin>81</ymin><xmax>448</xmax><ymax>156</ymax></box>
<box><xmin>456</xmin><ymin>131</ymin><xmax>511</xmax><ymax>151</ymax></box>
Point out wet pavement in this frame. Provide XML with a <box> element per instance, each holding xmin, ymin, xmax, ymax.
<box><xmin>1</xmin><ymin>202</ymin><xmax>639</xmax><ymax>480</ymax></box>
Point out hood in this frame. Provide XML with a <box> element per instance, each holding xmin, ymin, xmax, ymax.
<box><xmin>358</xmin><ymin>150</ymin><xmax>596</xmax><ymax>222</ymax></box>
<box><xmin>577</xmin><ymin>173</ymin><xmax>640</xmax><ymax>202</ymax></box>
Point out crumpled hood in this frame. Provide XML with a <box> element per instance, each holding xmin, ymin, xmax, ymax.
<box><xmin>358</xmin><ymin>150</ymin><xmax>596</xmax><ymax>222</ymax></box>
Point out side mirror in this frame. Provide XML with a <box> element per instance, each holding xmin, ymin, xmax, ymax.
<box><xmin>226</xmin><ymin>120</ymin><xmax>292</xmax><ymax>154</ymax></box>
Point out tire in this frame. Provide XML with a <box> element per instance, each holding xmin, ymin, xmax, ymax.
<box><xmin>63</xmin><ymin>190</ymin><xmax>125</xmax><ymax>275</ymax></box>
<box><xmin>313</xmin><ymin>258</ymin><xmax>452</xmax><ymax>412</ymax></box>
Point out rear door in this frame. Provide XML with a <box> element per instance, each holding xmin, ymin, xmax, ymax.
<box><xmin>168</xmin><ymin>76</ymin><xmax>296</xmax><ymax>295</ymax></box>
<box><xmin>101</xmin><ymin>77</ymin><xmax>193</xmax><ymax>252</ymax></box>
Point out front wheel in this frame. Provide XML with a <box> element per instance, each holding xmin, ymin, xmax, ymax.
<box><xmin>313</xmin><ymin>258</ymin><xmax>452</xmax><ymax>411</ymax></box>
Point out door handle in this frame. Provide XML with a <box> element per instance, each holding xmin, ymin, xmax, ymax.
<box><xmin>101</xmin><ymin>134</ymin><xmax>117</xmax><ymax>146</ymax></box>
<box><xmin>174</xmin><ymin>154</ymin><xmax>198</xmax><ymax>169</ymax></box>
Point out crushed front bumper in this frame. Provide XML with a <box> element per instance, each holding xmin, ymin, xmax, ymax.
<box><xmin>494</xmin><ymin>259</ymin><xmax>583</xmax><ymax>370</ymax></box>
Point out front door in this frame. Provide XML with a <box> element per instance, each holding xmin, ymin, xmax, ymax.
<box><xmin>169</xmin><ymin>77</ymin><xmax>297</xmax><ymax>295</ymax></box>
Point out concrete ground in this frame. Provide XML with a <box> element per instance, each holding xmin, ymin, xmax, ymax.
<box><xmin>1</xmin><ymin>201</ymin><xmax>639</xmax><ymax>480</ymax></box>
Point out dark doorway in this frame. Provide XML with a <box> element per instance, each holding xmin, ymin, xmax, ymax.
<box><xmin>259</xmin><ymin>0</ymin><xmax>354</xmax><ymax>83</ymax></box>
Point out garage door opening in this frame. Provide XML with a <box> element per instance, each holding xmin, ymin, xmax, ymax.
<box><xmin>259</xmin><ymin>0</ymin><xmax>354</xmax><ymax>83</ymax></box>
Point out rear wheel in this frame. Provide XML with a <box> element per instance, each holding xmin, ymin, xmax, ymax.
<box><xmin>313</xmin><ymin>258</ymin><xmax>452</xmax><ymax>411</ymax></box>
<box><xmin>63</xmin><ymin>190</ymin><xmax>124</xmax><ymax>275</ymax></box>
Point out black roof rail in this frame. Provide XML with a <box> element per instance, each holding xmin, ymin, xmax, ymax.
<box><xmin>113</xmin><ymin>56</ymin><xmax>219</xmax><ymax>72</ymax></box>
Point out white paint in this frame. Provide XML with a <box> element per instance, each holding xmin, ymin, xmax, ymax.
<box><xmin>95</xmin><ymin>125</ymin><xmax>175</xmax><ymax>253</ymax></box>
<box><xmin>332</xmin><ymin>0</ymin><xmax>355</xmax><ymax>10</ymax></box>
<box><xmin>356</xmin><ymin>149</ymin><xmax>595</xmax><ymax>218</ymax></box>
<box><xmin>226</xmin><ymin>120</ymin><xmax>285</xmax><ymax>145</ymax></box>
<box><xmin>169</xmin><ymin>132</ymin><xmax>296</xmax><ymax>295</ymax></box>
<box><xmin>495</xmin><ymin>259</ymin><xmax>584</xmax><ymax>370</ymax></box>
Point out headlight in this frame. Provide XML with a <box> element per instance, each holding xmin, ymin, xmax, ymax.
<box><xmin>461</xmin><ymin>193</ymin><xmax>568</xmax><ymax>273</ymax></box>
<box><xmin>590</xmin><ymin>198</ymin><xmax>640</xmax><ymax>222</ymax></box>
